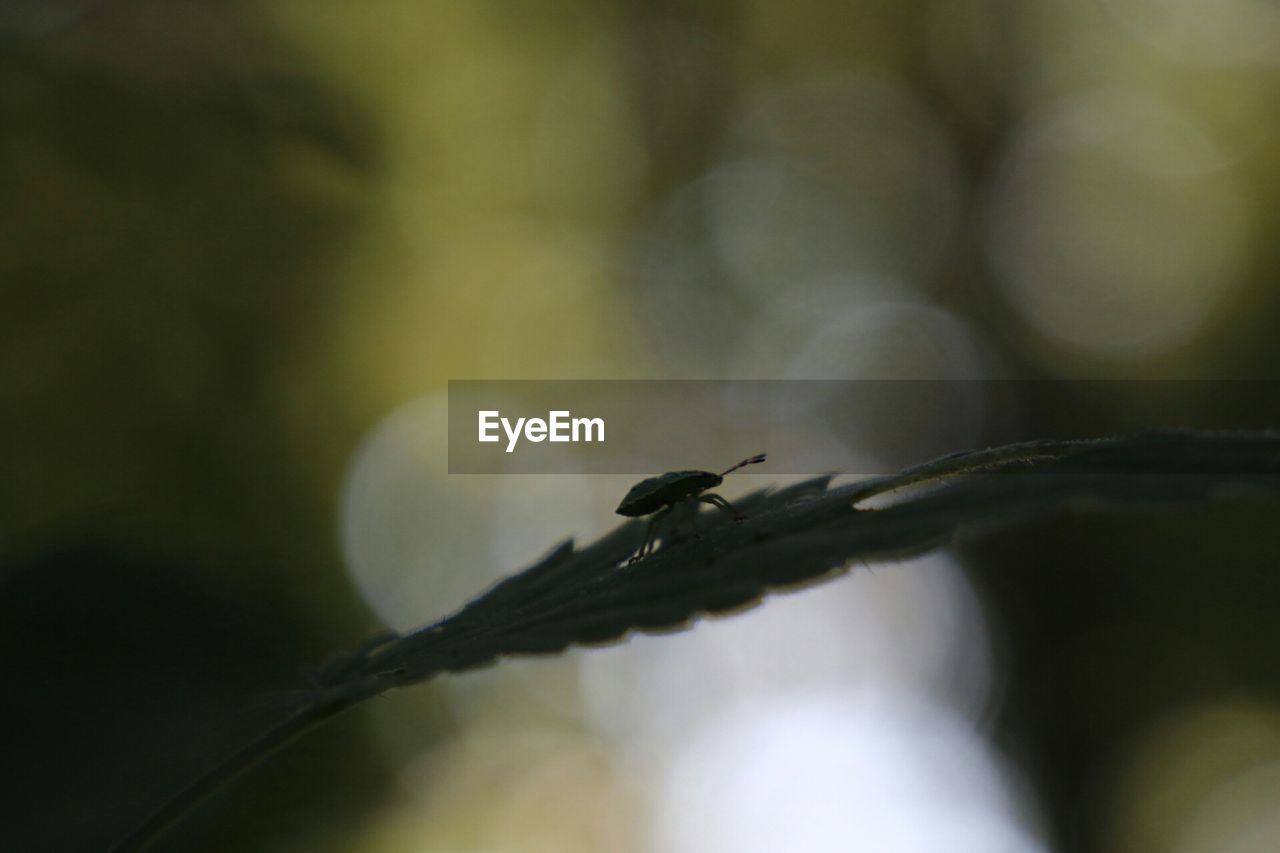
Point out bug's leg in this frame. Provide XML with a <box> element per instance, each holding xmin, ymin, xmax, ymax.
<box><xmin>628</xmin><ymin>507</ymin><xmax>669</xmax><ymax>564</ymax></box>
<box><xmin>699</xmin><ymin>492</ymin><xmax>746</xmax><ymax>522</ymax></box>
<box><xmin>641</xmin><ymin>516</ymin><xmax>659</xmax><ymax>559</ymax></box>
<box><xmin>627</xmin><ymin>518</ymin><xmax>654</xmax><ymax>565</ymax></box>
<box><xmin>646</xmin><ymin>508</ymin><xmax>673</xmax><ymax>557</ymax></box>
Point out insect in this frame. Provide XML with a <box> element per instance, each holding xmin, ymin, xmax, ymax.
<box><xmin>616</xmin><ymin>453</ymin><xmax>767</xmax><ymax>564</ymax></box>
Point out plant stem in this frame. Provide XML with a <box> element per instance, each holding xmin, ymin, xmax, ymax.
<box><xmin>110</xmin><ymin>693</ymin><xmax>355</xmax><ymax>853</ymax></box>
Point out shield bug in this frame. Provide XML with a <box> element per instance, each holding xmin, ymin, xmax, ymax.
<box><xmin>616</xmin><ymin>454</ymin><xmax>766</xmax><ymax>564</ymax></box>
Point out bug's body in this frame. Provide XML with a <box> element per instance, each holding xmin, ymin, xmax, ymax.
<box><xmin>617</xmin><ymin>454</ymin><xmax>766</xmax><ymax>563</ymax></box>
<box><xmin>616</xmin><ymin>471</ymin><xmax>722</xmax><ymax>517</ymax></box>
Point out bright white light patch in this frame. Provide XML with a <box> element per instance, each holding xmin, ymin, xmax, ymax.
<box><xmin>580</xmin><ymin>553</ymin><xmax>995</xmax><ymax>755</ymax></box>
<box><xmin>655</xmin><ymin>694</ymin><xmax>1045</xmax><ymax>853</ymax></box>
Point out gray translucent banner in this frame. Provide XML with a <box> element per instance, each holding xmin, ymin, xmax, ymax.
<box><xmin>447</xmin><ymin>380</ymin><xmax>1280</xmax><ymax>474</ymax></box>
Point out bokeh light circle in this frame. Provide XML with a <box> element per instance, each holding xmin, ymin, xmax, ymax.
<box><xmin>339</xmin><ymin>394</ymin><xmax>599</xmax><ymax>630</ymax></box>
<box><xmin>985</xmin><ymin>89</ymin><xmax>1249</xmax><ymax>362</ymax></box>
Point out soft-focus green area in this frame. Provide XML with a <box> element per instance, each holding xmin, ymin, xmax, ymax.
<box><xmin>3</xmin><ymin>1</ymin><xmax>1280</xmax><ymax>851</ymax></box>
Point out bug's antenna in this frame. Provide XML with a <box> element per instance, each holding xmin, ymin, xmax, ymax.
<box><xmin>721</xmin><ymin>453</ymin><xmax>767</xmax><ymax>476</ymax></box>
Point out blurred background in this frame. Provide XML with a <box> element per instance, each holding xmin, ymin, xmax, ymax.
<box><xmin>3</xmin><ymin>1</ymin><xmax>1280</xmax><ymax>851</ymax></box>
